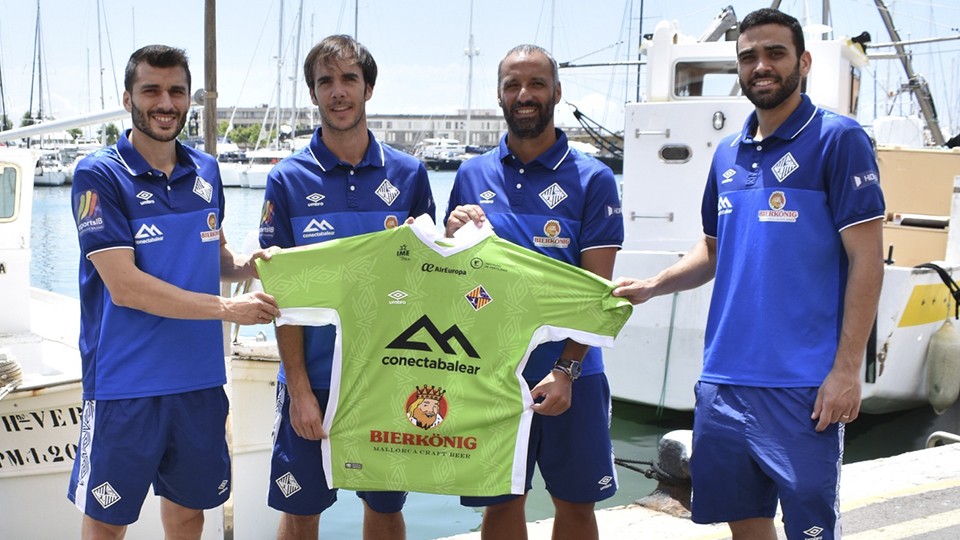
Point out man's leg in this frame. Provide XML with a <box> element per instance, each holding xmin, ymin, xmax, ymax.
<box><xmin>552</xmin><ymin>497</ymin><xmax>598</xmax><ymax>540</ymax></box>
<box><xmin>276</xmin><ymin>512</ymin><xmax>320</xmax><ymax>539</ymax></box>
<box><xmin>81</xmin><ymin>515</ymin><xmax>127</xmax><ymax>540</ymax></box>
<box><xmin>159</xmin><ymin>497</ymin><xmax>204</xmax><ymax>540</ymax></box>
<box><xmin>362</xmin><ymin>501</ymin><xmax>405</xmax><ymax>540</ymax></box>
<box><xmin>480</xmin><ymin>495</ymin><xmax>528</xmax><ymax>540</ymax></box>
<box><xmin>728</xmin><ymin>517</ymin><xmax>778</xmax><ymax>540</ymax></box>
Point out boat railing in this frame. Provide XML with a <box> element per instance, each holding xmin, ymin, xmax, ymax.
<box><xmin>926</xmin><ymin>431</ymin><xmax>960</xmax><ymax>447</ymax></box>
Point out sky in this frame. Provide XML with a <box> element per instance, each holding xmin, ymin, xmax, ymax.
<box><xmin>0</xmin><ymin>0</ymin><xmax>958</xmax><ymax>137</ymax></box>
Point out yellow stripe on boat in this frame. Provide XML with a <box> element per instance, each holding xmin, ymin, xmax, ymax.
<box><xmin>898</xmin><ymin>284</ymin><xmax>956</xmax><ymax>327</ymax></box>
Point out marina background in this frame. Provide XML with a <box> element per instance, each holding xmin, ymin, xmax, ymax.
<box><xmin>1</xmin><ymin>1</ymin><xmax>958</xmax><ymax>142</ymax></box>
<box><xmin>29</xmin><ymin>170</ymin><xmax>960</xmax><ymax>538</ymax></box>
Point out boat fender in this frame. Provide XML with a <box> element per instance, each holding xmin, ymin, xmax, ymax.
<box><xmin>925</xmin><ymin>319</ymin><xmax>960</xmax><ymax>414</ymax></box>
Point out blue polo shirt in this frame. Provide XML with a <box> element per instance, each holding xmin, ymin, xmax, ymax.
<box><xmin>72</xmin><ymin>130</ymin><xmax>227</xmax><ymax>400</ymax></box>
<box><xmin>446</xmin><ymin>129</ymin><xmax>624</xmax><ymax>381</ymax></box>
<box><xmin>700</xmin><ymin>94</ymin><xmax>885</xmax><ymax>387</ymax></box>
<box><xmin>259</xmin><ymin>128</ymin><xmax>436</xmax><ymax>389</ymax></box>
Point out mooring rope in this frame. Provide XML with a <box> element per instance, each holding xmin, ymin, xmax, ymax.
<box><xmin>614</xmin><ymin>457</ymin><xmax>688</xmax><ymax>485</ymax></box>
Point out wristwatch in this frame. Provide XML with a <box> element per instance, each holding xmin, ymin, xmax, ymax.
<box><xmin>552</xmin><ymin>358</ymin><xmax>582</xmax><ymax>381</ymax></box>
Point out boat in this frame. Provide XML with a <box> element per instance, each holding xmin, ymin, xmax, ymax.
<box><xmin>0</xmin><ymin>118</ymin><xmax>283</xmax><ymax>539</ymax></box>
<box><xmin>413</xmin><ymin>137</ymin><xmax>475</xmax><ymax>171</ymax></box>
<box><xmin>242</xmin><ymin>148</ymin><xmax>290</xmax><ymax>189</ymax></box>
<box><xmin>32</xmin><ymin>150</ymin><xmax>68</xmax><ymax>186</ymax></box>
<box><xmin>603</xmin><ymin>3</ymin><xmax>960</xmax><ymax>414</ymax></box>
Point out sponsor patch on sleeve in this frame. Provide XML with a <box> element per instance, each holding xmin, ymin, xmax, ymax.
<box><xmin>74</xmin><ymin>190</ymin><xmax>105</xmax><ymax>235</ymax></box>
<box><xmin>851</xmin><ymin>170</ymin><xmax>880</xmax><ymax>190</ymax></box>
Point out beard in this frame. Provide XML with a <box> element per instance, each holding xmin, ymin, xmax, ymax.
<box><xmin>130</xmin><ymin>101</ymin><xmax>187</xmax><ymax>143</ymax></box>
<box><xmin>411</xmin><ymin>407</ymin><xmax>437</xmax><ymax>429</ymax></box>
<box><xmin>740</xmin><ymin>61</ymin><xmax>802</xmax><ymax>110</ymax></box>
<box><xmin>503</xmin><ymin>99</ymin><xmax>554</xmax><ymax>139</ymax></box>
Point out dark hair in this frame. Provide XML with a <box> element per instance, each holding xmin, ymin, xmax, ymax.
<box><xmin>303</xmin><ymin>35</ymin><xmax>378</xmax><ymax>90</ymax></box>
<box><xmin>497</xmin><ymin>44</ymin><xmax>560</xmax><ymax>87</ymax></box>
<box><xmin>124</xmin><ymin>45</ymin><xmax>191</xmax><ymax>92</ymax></box>
<box><xmin>738</xmin><ymin>8</ymin><xmax>805</xmax><ymax>55</ymax></box>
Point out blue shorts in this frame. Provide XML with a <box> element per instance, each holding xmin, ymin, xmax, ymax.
<box><xmin>268</xmin><ymin>383</ymin><xmax>407</xmax><ymax>515</ymax></box>
<box><xmin>691</xmin><ymin>382</ymin><xmax>843</xmax><ymax>539</ymax></box>
<box><xmin>461</xmin><ymin>373</ymin><xmax>617</xmax><ymax>507</ymax></box>
<box><xmin>67</xmin><ymin>387</ymin><xmax>231</xmax><ymax>525</ymax></box>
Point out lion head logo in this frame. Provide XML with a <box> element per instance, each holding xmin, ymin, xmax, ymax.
<box><xmin>768</xmin><ymin>191</ymin><xmax>786</xmax><ymax>210</ymax></box>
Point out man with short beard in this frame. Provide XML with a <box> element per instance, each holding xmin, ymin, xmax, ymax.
<box><xmin>68</xmin><ymin>44</ymin><xmax>279</xmax><ymax>540</ymax></box>
<box><xmin>258</xmin><ymin>34</ymin><xmax>435</xmax><ymax>540</ymax></box>
<box><xmin>445</xmin><ymin>44</ymin><xmax>623</xmax><ymax>540</ymax></box>
<box><xmin>613</xmin><ymin>9</ymin><xmax>884</xmax><ymax>540</ymax></box>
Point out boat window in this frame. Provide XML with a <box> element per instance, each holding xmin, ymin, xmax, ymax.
<box><xmin>0</xmin><ymin>165</ymin><xmax>19</xmax><ymax>221</ymax></box>
<box><xmin>674</xmin><ymin>61</ymin><xmax>740</xmax><ymax>98</ymax></box>
<box><xmin>659</xmin><ymin>145</ymin><xmax>692</xmax><ymax>163</ymax></box>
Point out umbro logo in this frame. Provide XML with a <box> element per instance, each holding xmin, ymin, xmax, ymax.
<box><xmin>479</xmin><ymin>190</ymin><xmax>496</xmax><ymax>204</ymax></box>
<box><xmin>721</xmin><ymin>169</ymin><xmax>736</xmax><ymax>184</ymax></box>
<box><xmin>306</xmin><ymin>193</ymin><xmax>325</xmax><ymax>206</ymax></box>
<box><xmin>539</xmin><ymin>183</ymin><xmax>568</xmax><ymax>209</ymax></box>
<box><xmin>302</xmin><ymin>219</ymin><xmax>335</xmax><ymax>238</ymax></box>
<box><xmin>136</xmin><ymin>191</ymin><xmax>155</xmax><ymax>205</ymax></box>
<box><xmin>386</xmin><ymin>315</ymin><xmax>480</xmax><ymax>358</ymax></box>
<box><xmin>134</xmin><ymin>223</ymin><xmax>164</xmax><ymax>244</ymax></box>
<box><xmin>598</xmin><ymin>475</ymin><xmax>614</xmax><ymax>491</ymax></box>
<box><xmin>802</xmin><ymin>525</ymin><xmax>824</xmax><ymax>539</ymax></box>
<box><xmin>388</xmin><ymin>290</ymin><xmax>408</xmax><ymax>305</ymax></box>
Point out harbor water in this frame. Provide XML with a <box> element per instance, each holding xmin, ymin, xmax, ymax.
<box><xmin>29</xmin><ymin>170</ymin><xmax>960</xmax><ymax>538</ymax></box>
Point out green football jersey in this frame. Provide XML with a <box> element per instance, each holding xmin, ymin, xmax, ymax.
<box><xmin>256</xmin><ymin>215</ymin><xmax>632</xmax><ymax>496</ymax></box>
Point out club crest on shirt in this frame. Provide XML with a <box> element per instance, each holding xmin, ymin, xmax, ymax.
<box><xmin>75</xmin><ymin>190</ymin><xmax>105</xmax><ymax>235</ymax></box>
<box><xmin>533</xmin><ymin>219</ymin><xmax>570</xmax><ymax>248</ymax></box>
<box><xmin>193</xmin><ymin>175</ymin><xmax>213</xmax><ymax>202</ymax></box>
<box><xmin>758</xmin><ymin>190</ymin><xmax>799</xmax><ymax>223</ymax></box>
<box><xmin>465</xmin><ymin>285</ymin><xmax>492</xmax><ymax>311</ymax></box>
<box><xmin>376</xmin><ymin>179</ymin><xmax>400</xmax><ymax>206</ymax></box>
<box><xmin>405</xmin><ymin>385</ymin><xmax>448</xmax><ymax>430</ymax></box>
<box><xmin>771</xmin><ymin>152</ymin><xmax>800</xmax><ymax>183</ymax></box>
<box><xmin>539</xmin><ymin>183</ymin><xmax>568</xmax><ymax>209</ymax></box>
<box><xmin>201</xmin><ymin>211</ymin><xmax>220</xmax><ymax>242</ymax></box>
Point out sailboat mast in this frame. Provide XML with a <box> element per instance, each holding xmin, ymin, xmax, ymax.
<box><xmin>464</xmin><ymin>0</ymin><xmax>478</xmax><ymax>147</ymax></box>
<box><xmin>204</xmin><ymin>0</ymin><xmax>218</xmax><ymax>156</ymax></box>
<box><xmin>873</xmin><ymin>0</ymin><xmax>945</xmax><ymax>145</ymax></box>
<box><xmin>275</xmin><ymin>0</ymin><xmax>284</xmax><ymax>148</ymax></box>
<box><xmin>289</xmin><ymin>0</ymin><xmax>304</xmax><ymax>131</ymax></box>
<box><xmin>28</xmin><ymin>1</ymin><xmax>40</xmax><ymax>124</ymax></box>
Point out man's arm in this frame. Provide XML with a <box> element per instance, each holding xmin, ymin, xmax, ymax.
<box><xmin>812</xmin><ymin>218</ymin><xmax>884</xmax><ymax>431</ymax></box>
<box><xmin>219</xmin><ymin>229</ymin><xmax>274</xmax><ymax>281</ymax></box>
<box><xmin>275</xmin><ymin>324</ymin><xmax>327</xmax><ymax>440</ymax></box>
<box><xmin>531</xmin><ymin>246</ymin><xmax>618</xmax><ymax>416</ymax></box>
<box><xmin>90</xmin><ymin>248</ymin><xmax>279</xmax><ymax>325</ymax></box>
<box><xmin>612</xmin><ymin>235</ymin><xmax>718</xmax><ymax>304</ymax></box>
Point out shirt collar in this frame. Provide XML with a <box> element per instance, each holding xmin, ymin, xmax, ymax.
<box><xmin>498</xmin><ymin>128</ymin><xmax>572</xmax><ymax>170</ymax></box>
<box><xmin>307</xmin><ymin>128</ymin><xmax>385</xmax><ymax>172</ymax></box>
<box><xmin>737</xmin><ymin>94</ymin><xmax>819</xmax><ymax>145</ymax></box>
<box><xmin>115</xmin><ymin>129</ymin><xmax>199</xmax><ymax>179</ymax></box>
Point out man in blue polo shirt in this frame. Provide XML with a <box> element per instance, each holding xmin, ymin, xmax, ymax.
<box><xmin>258</xmin><ymin>35</ymin><xmax>435</xmax><ymax>539</ymax></box>
<box><xmin>445</xmin><ymin>44</ymin><xmax>623</xmax><ymax>540</ymax></box>
<box><xmin>68</xmin><ymin>45</ymin><xmax>280</xmax><ymax>539</ymax></box>
<box><xmin>613</xmin><ymin>9</ymin><xmax>884</xmax><ymax>540</ymax></box>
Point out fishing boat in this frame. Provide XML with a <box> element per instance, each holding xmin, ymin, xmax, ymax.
<box><xmin>0</xmin><ymin>121</ymin><xmax>281</xmax><ymax>539</ymax></box>
<box><xmin>604</xmin><ymin>3</ymin><xmax>960</xmax><ymax>414</ymax></box>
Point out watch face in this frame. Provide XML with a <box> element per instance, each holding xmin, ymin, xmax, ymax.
<box><xmin>570</xmin><ymin>361</ymin><xmax>582</xmax><ymax>378</ymax></box>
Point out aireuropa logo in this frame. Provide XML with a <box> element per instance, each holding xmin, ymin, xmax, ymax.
<box><xmin>134</xmin><ymin>223</ymin><xmax>164</xmax><ymax>245</ymax></box>
<box><xmin>386</xmin><ymin>315</ymin><xmax>480</xmax><ymax>358</ymax></box>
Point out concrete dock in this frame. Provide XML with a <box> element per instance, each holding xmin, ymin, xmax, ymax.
<box><xmin>440</xmin><ymin>442</ymin><xmax>960</xmax><ymax>540</ymax></box>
